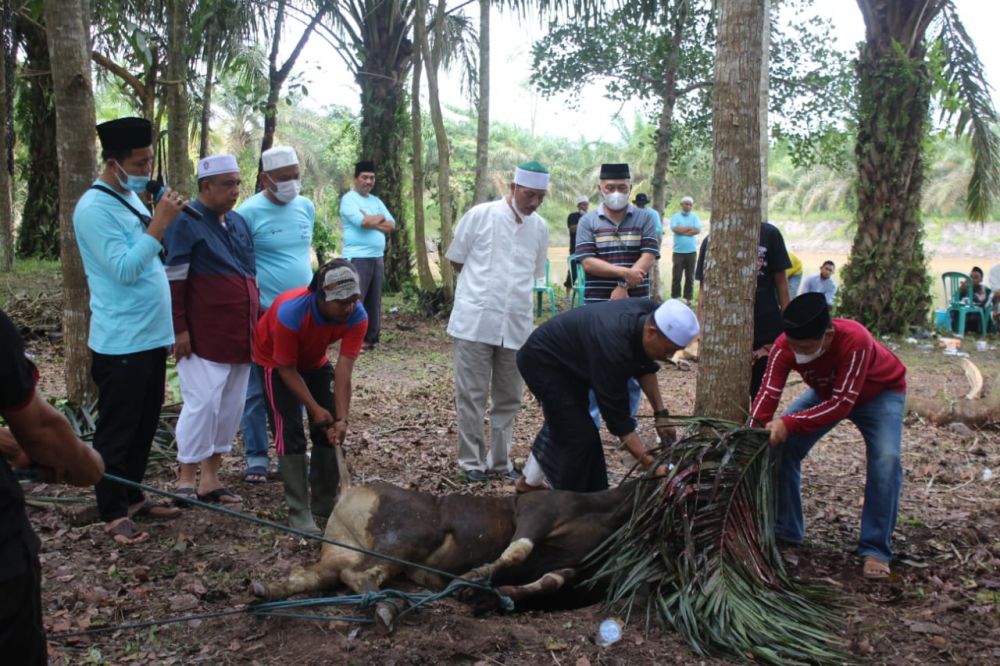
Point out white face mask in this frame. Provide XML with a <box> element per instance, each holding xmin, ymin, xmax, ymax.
<box><xmin>603</xmin><ymin>191</ymin><xmax>629</xmax><ymax>211</ymax></box>
<box><xmin>269</xmin><ymin>178</ymin><xmax>301</xmax><ymax>203</ymax></box>
<box><xmin>793</xmin><ymin>348</ymin><xmax>825</xmax><ymax>364</ymax></box>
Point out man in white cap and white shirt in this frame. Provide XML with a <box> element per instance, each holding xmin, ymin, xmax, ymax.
<box><xmin>164</xmin><ymin>154</ymin><xmax>259</xmax><ymax>505</ymax></box>
<box><xmin>516</xmin><ymin>298</ymin><xmax>699</xmax><ymax>493</ymax></box>
<box><xmin>235</xmin><ymin>145</ymin><xmax>315</xmax><ymax>483</ymax></box>
<box><xmin>445</xmin><ymin>160</ymin><xmax>550</xmax><ymax>482</ymax></box>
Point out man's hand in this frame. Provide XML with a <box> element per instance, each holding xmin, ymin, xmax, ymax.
<box><xmin>765</xmin><ymin>419</ymin><xmax>788</xmax><ymax>447</ymax></box>
<box><xmin>621</xmin><ymin>266</ymin><xmax>646</xmax><ymax>288</ymax></box>
<box><xmin>174</xmin><ymin>331</ymin><xmax>192</xmax><ymax>359</ymax></box>
<box><xmin>610</xmin><ymin>286</ymin><xmax>629</xmax><ymax>300</ymax></box>
<box><xmin>310</xmin><ymin>406</ymin><xmax>335</xmax><ymax>430</ymax></box>
<box><xmin>147</xmin><ymin>187</ymin><xmax>186</xmax><ymax>240</ymax></box>
<box><xmin>332</xmin><ymin>420</ymin><xmax>347</xmax><ymax>446</ymax></box>
<box><xmin>654</xmin><ymin>410</ymin><xmax>677</xmax><ymax>444</ymax></box>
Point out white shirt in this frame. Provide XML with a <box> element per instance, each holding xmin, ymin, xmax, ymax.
<box><xmin>446</xmin><ymin>198</ymin><xmax>549</xmax><ymax>349</ymax></box>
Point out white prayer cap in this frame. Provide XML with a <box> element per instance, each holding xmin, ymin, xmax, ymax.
<box><xmin>513</xmin><ymin>160</ymin><xmax>550</xmax><ymax>190</ymax></box>
<box><xmin>680</xmin><ymin>196</ymin><xmax>694</xmax><ymax>205</ymax></box>
<box><xmin>262</xmin><ymin>145</ymin><xmax>299</xmax><ymax>171</ymax></box>
<box><xmin>198</xmin><ymin>154</ymin><xmax>240</xmax><ymax>178</ymax></box>
<box><xmin>576</xmin><ymin>195</ymin><xmax>589</xmax><ymax>205</ymax></box>
<box><xmin>654</xmin><ymin>299</ymin><xmax>699</xmax><ymax>347</ymax></box>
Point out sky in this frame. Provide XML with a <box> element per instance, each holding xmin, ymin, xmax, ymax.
<box><xmin>290</xmin><ymin>0</ymin><xmax>1000</xmax><ymax>144</ymax></box>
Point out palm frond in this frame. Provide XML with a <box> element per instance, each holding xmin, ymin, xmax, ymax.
<box><xmin>586</xmin><ymin>418</ymin><xmax>847</xmax><ymax>664</ymax></box>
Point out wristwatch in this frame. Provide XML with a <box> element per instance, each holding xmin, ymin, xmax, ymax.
<box><xmin>616</xmin><ymin>279</ymin><xmax>628</xmax><ymax>289</ymax></box>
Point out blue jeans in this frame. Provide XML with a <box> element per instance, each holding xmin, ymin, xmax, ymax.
<box><xmin>588</xmin><ymin>378</ymin><xmax>642</xmax><ymax>431</ymax></box>
<box><xmin>776</xmin><ymin>388</ymin><xmax>905</xmax><ymax>562</ymax></box>
<box><xmin>788</xmin><ymin>273</ymin><xmax>802</xmax><ymax>299</ymax></box>
<box><xmin>240</xmin><ymin>363</ymin><xmax>270</xmax><ymax>470</ymax></box>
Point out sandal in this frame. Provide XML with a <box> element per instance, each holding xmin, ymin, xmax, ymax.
<box><xmin>197</xmin><ymin>487</ymin><xmax>242</xmax><ymax>504</ymax></box>
<box><xmin>243</xmin><ymin>466</ymin><xmax>268</xmax><ymax>484</ymax></box>
<box><xmin>106</xmin><ymin>517</ymin><xmax>149</xmax><ymax>545</ymax></box>
<box><xmin>173</xmin><ymin>487</ymin><xmax>197</xmax><ymax>508</ymax></box>
<box><xmin>863</xmin><ymin>556</ymin><xmax>890</xmax><ymax>579</ymax></box>
<box><xmin>130</xmin><ymin>499</ymin><xmax>181</xmax><ymax>520</ymax></box>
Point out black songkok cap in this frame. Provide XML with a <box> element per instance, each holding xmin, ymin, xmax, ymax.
<box><xmin>599</xmin><ymin>163</ymin><xmax>630</xmax><ymax>179</ymax></box>
<box><xmin>354</xmin><ymin>160</ymin><xmax>376</xmax><ymax>176</ymax></box>
<box><xmin>783</xmin><ymin>292</ymin><xmax>831</xmax><ymax>340</ymax></box>
<box><xmin>633</xmin><ymin>192</ymin><xmax>650</xmax><ymax>205</ymax></box>
<box><xmin>96</xmin><ymin>117</ymin><xmax>152</xmax><ymax>152</ymax></box>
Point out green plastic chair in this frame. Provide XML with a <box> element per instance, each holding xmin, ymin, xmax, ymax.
<box><xmin>942</xmin><ymin>271</ymin><xmax>990</xmax><ymax>336</ymax></box>
<box><xmin>568</xmin><ymin>254</ymin><xmax>586</xmax><ymax>308</ymax></box>
<box><xmin>534</xmin><ymin>259</ymin><xmax>557</xmax><ymax>318</ymax></box>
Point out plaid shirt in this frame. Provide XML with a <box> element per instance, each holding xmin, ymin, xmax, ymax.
<box><xmin>574</xmin><ymin>204</ymin><xmax>659</xmax><ymax>302</ymax></box>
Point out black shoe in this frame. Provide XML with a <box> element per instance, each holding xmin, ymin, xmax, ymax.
<box><xmin>503</xmin><ymin>467</ymin><xmax>523</xmax><ymax>481</ymax></box>
<box><xmin>464</xmin><ymin>469</ymin><xmax>488</xmax><ymax>482</ymax></box>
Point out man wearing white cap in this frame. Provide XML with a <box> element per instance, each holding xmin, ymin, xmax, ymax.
<box><xmin>516</xmin><ymin>298</ymin><xmax>699</xmax><ymax>493</ymax></box>
<box><xmin>445</xmin><ymin>161</ymin><xmax>550</xmax><ymax>483</ymax></box>
<box><xmin>235</xmin><ymin>146</ymin><xmax>315</xmax><ymax>483</ymax></box>
<box><xmin>669</xmin><ymin>195</ymin><xmax>701</xmax><ymax>302</ymax></box>
<box><xmin>164</xmin><ymin>154</ymin><xmax>259</xmax><ymax>506</ymax></box>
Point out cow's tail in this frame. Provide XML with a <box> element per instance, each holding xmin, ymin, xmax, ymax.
<box><xmin>335</xmin><ymin>443</ymin><xmax>353</xmax><ymax>493</ymax></box>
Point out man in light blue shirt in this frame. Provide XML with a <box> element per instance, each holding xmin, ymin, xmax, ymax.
<box><xmin>73</xmin><ymin>117</ymin><xmax>186</xmax><ymax>544</ymax></box>
<box><xmin>669</xmin><ymin>195</ymin><xmax>701</xmax><ymax>302</ymax></box>
<box><xmin>235</xmin><ymin>145</ymin><xmax>315</xmax><ymax>483</ymax></box>
<box><xmin>339</xmin><ymin>160</ymin><xmax>395</xmax><ymax>351</ymax></box>
<box><xmin>801</xmin><ymin>260</ymin><xmax>838</xmax><ymax>308</ymax></box>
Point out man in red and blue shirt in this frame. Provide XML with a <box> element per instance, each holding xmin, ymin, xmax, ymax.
<box><xmin>254</xmin><ymin>260</ymin><xmax>368</xmax><ymax>534</ymax></box>
<box><xmin>750</xmin><ymin>292</ymin><xmax>906</xmax><ymax>579</ymax></box>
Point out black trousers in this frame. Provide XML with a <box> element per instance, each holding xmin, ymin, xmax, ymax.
<box><xmin>262</xmin><ymin>363</ymin><xmax>335</xmax><ymax>456</ymax></box>
<box><xmin>91</xmin><ymin>347</ymin><xmax>168</xmax><ymax>522</ymax></box>
<box><xmin>0</xmin><ymin>547</ymin><xmax>46</xmax><ymax>665</ymax></box>
<box><xmin>518</xmin><ymin>352</ymin><xmax>608</xmax><ymax>493</ymax></box>
<box><xmin>350</xmin><ymin>257</ymin><xmax>384</xmax><ymax>345</ymax></box>
<box><xmin>671</xmin><ymin>252</ymin><xmax>697</xmax><ymax>301</ymax></box>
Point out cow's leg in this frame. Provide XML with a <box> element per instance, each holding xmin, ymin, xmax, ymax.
<box><xmin>340</xmin><ymin>564</ymin><xmax>404</xmax><ymax>633</ymax></box>
<box><xmin>497</xmin><ymin>567</ymin><xmax>577</xmax><ymax>602</ymax></box>
<box><xmin>462</xmin><ymin>536</ymin><xmax>535</xmax><ymax>582</ymax></box>
<box><xmin>251</xmin><ymin>563</ymin><xmax>341</xmax><ymax>600</ymax></box>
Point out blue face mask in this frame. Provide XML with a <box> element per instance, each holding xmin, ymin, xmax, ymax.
<box><xmin>114</xmin><ymin>160</ymin><xmax>150</xmax><ymax>193</ymax></box>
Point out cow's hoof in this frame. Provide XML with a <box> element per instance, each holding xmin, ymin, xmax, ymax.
<box><xmin>251</xmin><ymin>580</ymin><xmax>270</xmax><ymax>599</ymax></box>
<box><xmin>374</xmin><ymin>601</ymin><xmax>397</xmax><ymax>634</ymax></box>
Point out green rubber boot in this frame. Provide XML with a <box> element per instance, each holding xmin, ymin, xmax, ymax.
<box><xmin>279</xmin><ymin>454</ymin><xmax>320</xmax><ymax>535</ymax></box>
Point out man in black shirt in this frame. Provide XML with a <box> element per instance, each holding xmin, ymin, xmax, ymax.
<box><xmin>516</xmin><ymin>298</ymin><xmax>699</xmax><ymax>493</ymax></box>
<box><xmin>0</xmin><ymin>309</ymin><xmax>105</xmax><ymax>664</ymax></box>
<box><xmin>564</xmin><ymin>195</ymin><xmax>589</xmax><ymax>290</ymax></box>
<box><xmin>694</xmin><ymin>222</ymin><xmax>792</xmax><ymax>398</ymax></box>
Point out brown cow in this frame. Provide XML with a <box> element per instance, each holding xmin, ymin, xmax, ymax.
<box><xmin>251</xmin><ymin>477</ymin><xmax>637</xmax><ymax>630</ymax></box>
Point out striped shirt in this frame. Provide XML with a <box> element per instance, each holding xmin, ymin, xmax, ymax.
<box><xmin>749</xmin><ymin>319</ymin><xmax>906</xmax><ymax>434</ymax></box>
<box><xmin>574</xmin><ymin>204</ymin><xmax>659</xmax><ymax>302</ymax></box>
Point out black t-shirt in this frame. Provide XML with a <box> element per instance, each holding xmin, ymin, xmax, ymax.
<box><xmin>0</xmin><ymin>308</ymin><xmax>41</xmax><ymax>579</ymax></box>
<box><xmin>567</xmin><ymin>211</ymin><xmax>582</xmax><ymax>253</ymax></box>
<box><xmin>695</xmin><ymin>222</ymin><xmax>792</xmax><ymax>347</ymax></box>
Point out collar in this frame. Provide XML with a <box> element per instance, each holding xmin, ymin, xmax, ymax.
<box><xmin>597</xmin><ymin>203</ymin><xmax>634</xmax><ymax>223</ymax></box>
<box><xmin>308</xmin><ymin>293</ymin><xmax>342</xmax><ymax>325</ymax></box>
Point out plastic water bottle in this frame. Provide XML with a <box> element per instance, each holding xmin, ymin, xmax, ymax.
<box><xmin>595</xmin><ymin>619</ymin><xmax>622</xmax><ymax>647</ymax></box>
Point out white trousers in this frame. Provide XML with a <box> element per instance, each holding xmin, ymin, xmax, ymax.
<box><xmin>175</xmin><ymin>354</ymin><xmax>251</xmax><ymax>464</ymax></box>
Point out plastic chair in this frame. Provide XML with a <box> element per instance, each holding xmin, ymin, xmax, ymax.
<box><xmin>534</xmin><ymin>259</ymin><xmax>557</xmax><ymax>318</ymax></box>
<box><xmin>568</xmin><ymin>254</ymin><xmax>586</xmax><ymax>308</ymax></box>
<box><xmin>942</xmin><ymin>271</ymin><xmax>990</xmax><ymax>336</ymax></box>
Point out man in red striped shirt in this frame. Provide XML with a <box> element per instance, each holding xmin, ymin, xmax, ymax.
<box><xmin>750</xmin><ymin>292</ymin><xmax>906</xmax><ymax>579</ymax></box>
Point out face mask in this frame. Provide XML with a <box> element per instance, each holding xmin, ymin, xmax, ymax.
<box><xmin>793</xmin><ymin>346</ymin><xmax>825</xmax><ymax>364</ymax></box>
<box><xmin>603</xmin><ymin>191</ymin><xmax>629</xmax><ymax>211</ymax></box>
<box><xmin>270</xmin><ymin>178</ymin><xmax>301</xmax><ymax>203</ymax></box>
<box><xmin>114</xmin><ymin>160</ymin><xmax>150</xmax><ymax>193</ymax></box>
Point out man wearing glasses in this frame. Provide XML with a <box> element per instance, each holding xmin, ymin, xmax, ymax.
<box><xmin>164</xmin><ymin>154</ymin><xmax>259</xmax><ymax>508</ymax></box>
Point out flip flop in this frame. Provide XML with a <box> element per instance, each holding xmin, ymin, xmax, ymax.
<box><xmin>243</xmin><ymin>466</ymin><xmax>268</xmax><ymax>484</ymax></box>
<box><xmin>863</xmin><ymin>556</ymin><xmax>890</xmax><ymax>579</ymax></box>
<box><xmin>130</xmin><ymin>499</ymin><xmax>182</xmax><ymax>520</ymax></box>
<box><xmin>106</xmin><ymin>517</ymin><xmax>149</xmax><ymax>545</ymax></box>
<box><xmin>197</xmin><ymin>487</ymin><xmax>243</xmax><ymax>504</ymax></box>
<box><xmin>173</xmin><ymin>487</ymin><xmax>197</xmax><ymax>508</ymax></box>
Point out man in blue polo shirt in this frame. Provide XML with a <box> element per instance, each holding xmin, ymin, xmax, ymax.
<box><xmin>669</xmin><ymin>195</ymin><xmax>701</xmax><ymax>303</ymax></box>
<box><xmin>340</xmin><ymin>160</ymin><xmax>395</xmax><ymax>352</ymax></box>
<box><xmin>73</xmin><ymin>117</ymin><xmax>186</xmax><ymax>545</ymax></box>
<box><xmin>236</xmin><ymin>145</ymin><xmax>315</xmax><ymax>483</ymax></box>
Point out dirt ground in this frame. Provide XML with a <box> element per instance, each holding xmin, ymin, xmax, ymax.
<box><xmin>6</xmin><ymin>289</ymin><xmax>1000</xmax><ymax>665</ymax></box>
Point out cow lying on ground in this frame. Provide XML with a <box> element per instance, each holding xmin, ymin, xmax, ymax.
<box><xmin>251</xmin><ymin>477</ymin><xmax>637</xmax><ymax>630</ymax></box>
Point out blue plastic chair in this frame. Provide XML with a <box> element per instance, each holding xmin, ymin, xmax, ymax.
<box><xmin>568</xmin><ymin>254</ymin><xmax>586</xmax><ymax>308</ymax></box>
<box><xmin>534</xmin><ymin>259</ymin><xmax>557</xmax><ymax>318</ymax></box>
<box><xmin>942</xmin><ymin>271</ymin><xmax>990</xmax><ymax>336</ymax></box>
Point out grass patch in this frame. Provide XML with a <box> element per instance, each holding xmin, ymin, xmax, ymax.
<box><xmin>0</xmin><ymin>259</ymin><xmax>61</xmax><ymax>308</ymax></box>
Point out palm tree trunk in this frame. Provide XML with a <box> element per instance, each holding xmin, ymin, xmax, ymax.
<box><xmin>43</xmin><ymin>0</ymin><xmax>96</xmax><ymax>404</ymax></box>
<box><xmin>416</xmin><ymin>0</ymin><xmax>454</xmax><ymax>300</ymax></box>
<box><xmin>694</xmin><ymin>0</ymin><xmax>766</xmax><ymax>421</ymax></box>
<box><xmin>839</xmin><ymin>2</ymin><xmax>935</xmax><ymax>333</ymax></box>
<box><xmin>0</xmin><ymin>3</ymin><xmax>14</xmax><ymax>272</ymax></box>
<box><xmin>472</xmin><ymin>0</ymin><xmax>491</xmax><ymax>204</ymax></box>
<box><xmin>165</xmin><ymin>0</ymin><xmax>192</xmax><ymax>193</ymax></box>
<box><xmin>199</xmin><ymin>26</ymin><xmax>218</xmax><ymax>159</ymax></box>
<box><xmin>410</xmin><ymin>48</ymin><xmax>435</xmax><ymax>291</ymax></box>
<box><xmin>15</xmin><ymin>18</ymin><xmax>59</xmax><ymax>260</ymax></box>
